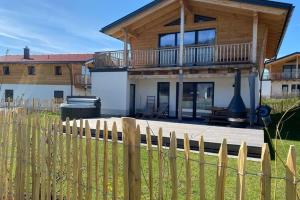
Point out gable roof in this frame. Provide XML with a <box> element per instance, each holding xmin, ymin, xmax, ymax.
<box><xmin>0</xmin><ymin>54</ymin><xmax>94</xmax><ymax>64</ymax></box>
<box><xmin>266</xmin><ymin>52</ymin><xmax>300</xmax><ymax>65</ymax></box>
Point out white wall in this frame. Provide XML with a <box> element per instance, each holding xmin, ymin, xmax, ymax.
<box><xmin>0</xmin><ymin>84</ymin><xmax>72</xmax><ymax>100</ymax></box>
<box><xmin>91</xmin><ymin>71</ymin><xmax>129</xmax><ymax>116</ymax></box>
<box><xmin>133</xmin><ymin>75</ymin><xmax>259</xmax><ymax>117</ymax></box>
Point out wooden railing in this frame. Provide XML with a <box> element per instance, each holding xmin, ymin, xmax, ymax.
<box><xmin>74</xmin><ymin>74</ymin><xmax>91</xmax><ymax>88</ymax></box>
<box><xmin>94</xmin><ymin>42</ymin><xmax>252</xmax><ymax>68</ymax></box>
<box><xmin>0</xmin><ymin>114</ymin><xmax>298</xmax><ymax>199</ymax></box>
<box><xmin>269</xmin><ymin>72</ymin><xmax>300</xmax><ymax>81</ymax></box>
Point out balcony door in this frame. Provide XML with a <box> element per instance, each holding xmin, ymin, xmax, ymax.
<box><xmin>177</xmin><ymin>82</ymin><xmax>214</xmax><ymax>119</ymax></box>
<box><xmin>283</xmin><ymin>65</ymin><xmax>296</xmax><ymax>79</ymax></box>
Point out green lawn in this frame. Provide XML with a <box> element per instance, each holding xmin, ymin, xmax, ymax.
<box><xmin>38</xmin><ymin>109</ymin><xmax>300</xmax><ymax>199</ymax></box>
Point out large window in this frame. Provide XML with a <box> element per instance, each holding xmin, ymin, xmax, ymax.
<box><xmin>283</xmin><ymin>65</ymin><xmax>296</xmax><ymax>79</ymax></box>
<box><xmin>282</xmin><ymin>85</ymin><xmax>289</xmax><ymax>96</ymax></box>
<box><xmin>159</xmin><ymin>29</ymin><xmax>216</xmax><ymax>66</ymax></box>
<box><xmin>157</xmin><ymin>82</ymin><xmax>170</xmax><ymax>116</ymax></box>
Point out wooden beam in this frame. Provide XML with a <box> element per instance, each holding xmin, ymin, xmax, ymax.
<box><xmin>191</xmin><ymin>0</ymin><xmax>288</xmax><ymax>16</ymax></box>
<box><xmin>122</xmin><ymin>29</ymin><xmax>129</xmax><ymax>67</ymax></box>
<box><xmin>182</xmin><ymin>0</ymin><xmax>192</xmax><ymax>14</ymax></box>
<box><xmin>252</xmin><ymin>13</ymin><xmax>258</xmax><ymax>64</ymax></box>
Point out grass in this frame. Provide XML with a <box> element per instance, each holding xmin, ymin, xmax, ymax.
<box><xmin>38</xmin><ymin>108</ymin><xmax>300</xmax><ymax>200</ymax></box>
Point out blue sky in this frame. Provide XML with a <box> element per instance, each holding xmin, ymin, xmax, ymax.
<box><xmin>0</xmin><ymin>0</ymin><xmax>298</xmax><ymax>57</ymax></box>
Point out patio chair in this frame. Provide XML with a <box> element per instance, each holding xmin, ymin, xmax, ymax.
<box><xmin>140</xmin><ymin>96</ymin><xmax>156</xmax><ymax>118</ymax></box>
<box><xmin>155</xmin><ymin>103</ymin><xmax>169</xmax><ymax>119</ymax></box>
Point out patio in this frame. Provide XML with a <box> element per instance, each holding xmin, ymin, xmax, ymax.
<box><xmin>70</xmin><ymin>117</ymin><xmax>264</xmax><ymax>158</ymax></box>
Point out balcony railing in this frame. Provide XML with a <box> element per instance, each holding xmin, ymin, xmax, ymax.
<box><xmin>95</xmin><ymin>42</ymin><xmax>252</xmax><ymax>68</ymax></box>
<box><xmin>74</xmin><ymin>74</ymin><xmax>91</xmax><ymax>88</ymax></box>
<box><xmin>269</xmin><ymin>72</ymin><xmax>300</xmax><ymax>81</ymax></box>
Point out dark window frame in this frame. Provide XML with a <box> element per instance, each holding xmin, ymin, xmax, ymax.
<box><xmin>55</xmin><ymin>66</ymin><xmax>62</xmax><ymax>76</ymax></box>
<box><xmin>54</xmin><ymin>90</ymin><xmax>64</xmax><ymax>99</ymax></box>
<box><xmin>3</xmin><ymin>66</ymin><xmax>10</xmax><ymax>75</ymax></box>
<box><xmin>27</xmin><ymin>66</ymin><xmax>35</xmax><ymax>75</ymax></box>
<box><xmin>194</xmin><ymin>15</ymin><xmax>216</xmax><ymax>23</ymax></box>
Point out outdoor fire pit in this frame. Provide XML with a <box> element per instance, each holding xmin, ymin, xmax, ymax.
<box><xmin>60</xmin><ymin>96</ymin><xmax>101</xmax><ymax>121</ymax></box>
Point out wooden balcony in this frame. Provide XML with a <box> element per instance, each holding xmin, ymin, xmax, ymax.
<box><xmin>94</xmin><ymin>42</ymin><xmax>252</xmax><ymax>69</ymax></box>
<box><xmin>269</xmin><ymin>72</ymin><xmax>300</xmax><ymax>81</ymax></box>
<box><xmin>74</xmin><ymin>74</ymin><xmax>91</xmax><ymax>88</ymax></box>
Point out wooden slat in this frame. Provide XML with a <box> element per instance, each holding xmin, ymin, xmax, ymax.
<box><xmin>122</xmin><ymin>119</ymin><xmax>129</xmax><ymax>200</ymax></box>
<box><xmin>285</xmin><ymin>145</ymin><xmax>297</xmax><ymax>200</ymax></box>
<box><xmin>215</xmin><ymin>139</ymin><xmax>228</xmax><ymax>200</ymax></box>
<box><xmin>169</xmin><ymin>131</ymin><xmax>178</xmax><ymax>200</ymax></box>
<box><xmin>103</xmin><ymin>121</ymin><xmax>109</xmax><ymax>200</ymax></box>
<box><xmin>95</xmin><ymin>120</ymin><xmax>100</xmax><ymax>200</ymax></box>
<box><xmin>65</xmin><ymin>118</ymin><xmax>71</xmax><ymax>200</ymax></box>
<box><xmin>135</xmin><ymin>125</ymin><xmax>141</xmax><ymax>200</ymax></box>
<box><xmin>260</xmin><ymin>143</ymin><xmax>271</xmax><ymax>200</ymax></box>
<box><xmin>184</xmin><ymin>133</ymin><xmax>192</xmax><ymax>200</ymax></box>
<box><xmin>59</xmin><ymin>120</ymin><xmax>64</xmax><ymax>200</ymax></box>
<box><xmin>78</xmin><ymin>119</ymin><xmax>84</xmax><ymax>200</ymax></box>
<box><xmin>72</xmin><ymin>120</ymin><xmax>78</xmax><ymax>200</ymax></box>
<box><xmin>85</xmin><ymin>120</ymin><xmax>92</xmax><ymax>200</ymax></box>
<box><xmin>236</xmin><ymin>142</ymin><xmax>247</xmax><ymax>200</ymax></box>
<box><xmin>112</xmin><ymin>122</ymin><xmax>119</xmax><ymax>200</ymax></box>
<box><xmin>146</xmin><ymin>127</ymin><xmax>153</xmax><ymax>200</ymax></box>
<box><xmin>158</xmin><ymin>128</ymin><xmax>164</xmax><ymax>200</ymax></box>
<box><xmin>199</xmin><ymin>136</ymin><xmax>205</xmax><ymax>200</ymax></box>
<box><xmin>52</xmin><ymin>119</ymin><xmax>58</xmax><ymax>200</ymax></box>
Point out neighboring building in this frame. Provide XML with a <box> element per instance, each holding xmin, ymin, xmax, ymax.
<box><xmin>266</xmin><ymin>52</ymin><xmax>300</xmax><ymax>98</ymax></box>
<box><xmin>0</xmin><ymin>47</ymin><xmax>94</xmax><ymax>102</ymax></box>
<box><xmin>91</xmin><ymin>0</ymin><xmax>293</xmax><ymax>119</ymax></box>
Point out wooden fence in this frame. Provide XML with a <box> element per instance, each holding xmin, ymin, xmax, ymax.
<box><xmin>0</xmin><ymin>110</ymin><xmax>298</xmax><ymax>200</ymax></box>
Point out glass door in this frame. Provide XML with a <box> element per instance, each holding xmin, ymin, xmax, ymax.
<box><xmin>157</xmin><ymin>82</ymin><xmax>170</xmax><ymax>116</ymax></box>
<box><xmin>196</xmin><ymin>83</ymin><xmax>214</xmax><ymax>118</ymax></box>
<box><xmin>182</xmin><ymin>83</ymin><xmax>194</xmax><ymax>118</ymax></box>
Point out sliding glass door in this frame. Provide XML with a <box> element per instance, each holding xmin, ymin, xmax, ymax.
<box><xmin>177</xmin><ymin>82</ymin><xmax>214</xmax><ymax>119</ymax></box>
<box><xmin>157</xmin><ymin>82</ymin><xmax>170</xmax><ymax>116</ymax></box>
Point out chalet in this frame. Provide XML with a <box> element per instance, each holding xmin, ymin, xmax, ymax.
<box><xmin>0</xmin><ymin>47</ymin><xmax>93</xmax><ymax>102</ymax></box>
<box><xmin>266</xmin><ymin>52</ymin><xmax>300</xmax><ymax>97</ymax></box>
<box><xmin>92</xmin><ymin>0</ymin><xmax>294</xmax><ymax>121</ymax></box>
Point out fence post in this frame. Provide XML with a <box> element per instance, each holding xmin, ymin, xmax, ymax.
<box><xmin>122</xmin><ymin>117</ymin><xmax>140</xmax><ymax>200</ymax></box>
<box><xmin>169</xmin><ymin>131</ymin><xmax>178</xmax><ymax>200</ymax></box>
<box><xmin>199</xmin><ymin>136</ymin><xmax>205</xmax><ymax>200</ymax></box>
<box><xmin>85</xmin><ymin>120</ymin><xmax>92</xmax><ymax>200</ymax></box>
<box><xmin>103</xmin><ymin>121</ymin><xmax>109</xmax><ymax>200</ymax></box>
<box><xmin>95</xmin><ymin>120</ymin><xmax>100</xmax><ymax>200</ymax></box>
<box><xmin>112</xmin><ymin>122</ymin><xmax>119</xmax><ymax>200</ymax></box>
<box><xmin>260</xmin><ymin>143</ymin><xmax>271</xmax><ymax>200</ymax></box>
<box><xmin>215</xmin><ymin>139</ymin><xmax>228</xmax><ymax>200</ymax></box>
<box><xmin>285</xmin><ymin>145</ymin><xmax>297</xmax><ymax>200</ymax></box>
<box><xmin>72</xmin><ymin>120</ymin><xmax>78</xmax><ymax>200</ymax></box>
<box><xmin>184</xmin><ymin>134</ymin><xmax>191</xmax><ymax>200</ymax></box>
<box><xmin>236</xmin><ymin>142</ymin><xmax>247</xmax><ymax>200</ymax></box>
<box><xmin>158</xmin><ymin>128</ymin><xmax>164</xmax><ymax>200</ymax></box>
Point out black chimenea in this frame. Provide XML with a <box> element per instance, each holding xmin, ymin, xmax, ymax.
<box><xmin>24</xmin><ymin>46</ymin><xmax>30</xmax><ymax>59</ymax></box>
<box><xmin>228</xmin><ymin>69</ymin><xmax>247</xmax><ymax>127</ymax></box>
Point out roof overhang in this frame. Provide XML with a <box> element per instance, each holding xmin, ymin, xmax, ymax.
<box><xmin>266</xmin><ymin>52</ymin><xmax>300</xmax><ymax>66</ymax></box>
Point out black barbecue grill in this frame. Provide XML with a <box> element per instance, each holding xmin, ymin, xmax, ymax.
<box><xmin>60</xmin><ymin>96</ymin><xmax>101</xmax><ymax>121</ymax></box>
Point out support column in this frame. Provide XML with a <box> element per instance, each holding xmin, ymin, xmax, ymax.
<box><xmin>252</xmin><ymin>13</ymin><xmax>258</xmax><ymax>64</ymax></box>
<box><xmin>296</xmin><ymin>56</ymin><xmax>299</xmax><ymax>79</ymax></box>
<box><xmin>178</xmin><ymin>0</ymin><xmax>185</xmax><ymax>120</ymax></box>
<box><xmin>123</xmin><ymin>29</ymin><xmax>129</xmax><ymax>67</ymax></box>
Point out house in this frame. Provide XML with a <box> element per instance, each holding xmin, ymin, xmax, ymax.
<box><xmin>91</xmin><ymin>0</ymin><xmax>293</xmax><ymax>121</ymax></box>
<box><xmin>266</xmin><ymin>52</ymin><xmax>300</xmax><ymax>98</ymax></box>
<box><xmin>0</xmin><ymin>47</ymin><xmax>94</xmax><ymax>102</ymax></box>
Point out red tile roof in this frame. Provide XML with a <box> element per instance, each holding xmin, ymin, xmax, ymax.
<box><xmin>0</xmin><ymin>54</ymin><xmax>94</xmax><ymax>63</ymax></box>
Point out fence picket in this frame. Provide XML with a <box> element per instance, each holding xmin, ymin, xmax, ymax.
<box><xmin>103</xmin><ymin>121</ymin><xmax>109</xmax><ymax>200</ymax></box>
<box><xmin>199</xmin><ymin>136</ymin><xmax>205</xmax><ymax>200</ymax></box>
<box><xmin>260</xmin><ymin>143</ymin><xmax>271</xmax><ymax>200</ymax></box>
<box><xmin>65</xmin><ymin>118</ymin><xmax>71</xmax><ymax>200</ymax></box>
<box><xmin>112</xmin><ymin>122</ymin><xmax>119</xmax><ymax>200</ymax></box>
<box><xmin>135</xmin><ymin>125</ymin><xmax>142</xmax><ymax>200</ymax></box>
<box><xmin>78</xmin><ymin>119</ymin><xmax>84</xmax><ymax>200</ymax></box>
<box><xmin>169</xmin><ymin>131</ymin><xmax>178</xmax><ymax>200</ymax></box>
<box><xmin>285</xmin><ymin>145</ymin><xmax>297</xmax><ymax>200</ymax></box>
<box><xmin>59</xmin><ymin>120</ymin><xmax>64</xmax><ymax>200</ymax></box>
<box><xmin>215</xmin><ymin>139</ymin><xmax>228</xmax><ymax>200</ymax></box>
<box><xmin>52</xmin><ymin>119</ymin><xmax>58</xmax><ymax>200</ymax></box>
<box><xmin>85</xmin><ymin>120</ymin><xmax>92</xmax><ymax>200</ymax></box>
<box><xmin>184</xmin><ymin>133</ymin><xmax>192</xmax><ymax>200</ymax></box>
<box><xmin>236</xmin><ymin>142</ymin><xmax>247</xmax><ymax>200</ymax></box>
<box><xmin>146</xmin><ymin>127</ymin><xmax>153</xmax><ymax>200</ymax></box>
<box><xmin>72</xmin><ymin>120</ymin><xmax>78</xmax><ymax>200</ymax></box>
<box><xmin>95</xmin><ymin>120</ymin><xmax>100</xmax><ymax>200</ymax></box>
<box><xmin>158</xmin><ymin>128</ymin><xmax>164</xmax><ymax>200</ymax></box>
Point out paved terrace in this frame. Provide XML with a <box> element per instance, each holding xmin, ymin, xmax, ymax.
<box><xmin>68</xmin><ymin>117</ymin><xmax>264</xmax><ymax>158</ymax></box>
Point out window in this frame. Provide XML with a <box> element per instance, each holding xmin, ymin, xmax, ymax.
<box><xmin>3</xmin><ymin>66</ymin><xmax>9</xmax><ymax>75</ymax></box>
<box><xmin>283</xmin><ymin>65</ymin><xmax>296</xmax><ymax>79</ymax></box>
<box><xmin>157</xmin><ymin>82</ymin><xmax>170</xmax><ymax>116</ymax></box>
<box><xmin>165</xmin><ymin>18</ymin><xmax>181</xmax><ymax>26</ymax></box>
<box><xmin>54</xmin><ymin>91</ymin><xmax>64</xmax><ymax>99</ymax></box>
<box><xmin>28</xmin><ymin>66</ymin><xmax>35</xmax><ymax>75</ymax></box>
<box><xmin>55</xmin><ymin>66</ymin><xmax>62</xmax><ymax>75</ymax></box>
<box><xmin>194</xmin><ymin>15</ymin><xmax>216</xmax><ymax>23</ymax></box>
<box><xmin>282</xmin><ymin>85</ymin><xmax>289</xmax><ymax>96</ymax></box>
<box><xmin>5</xmin><ymin>90</ymin><xmax>13</xmax><ymax>102</ymax></box>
